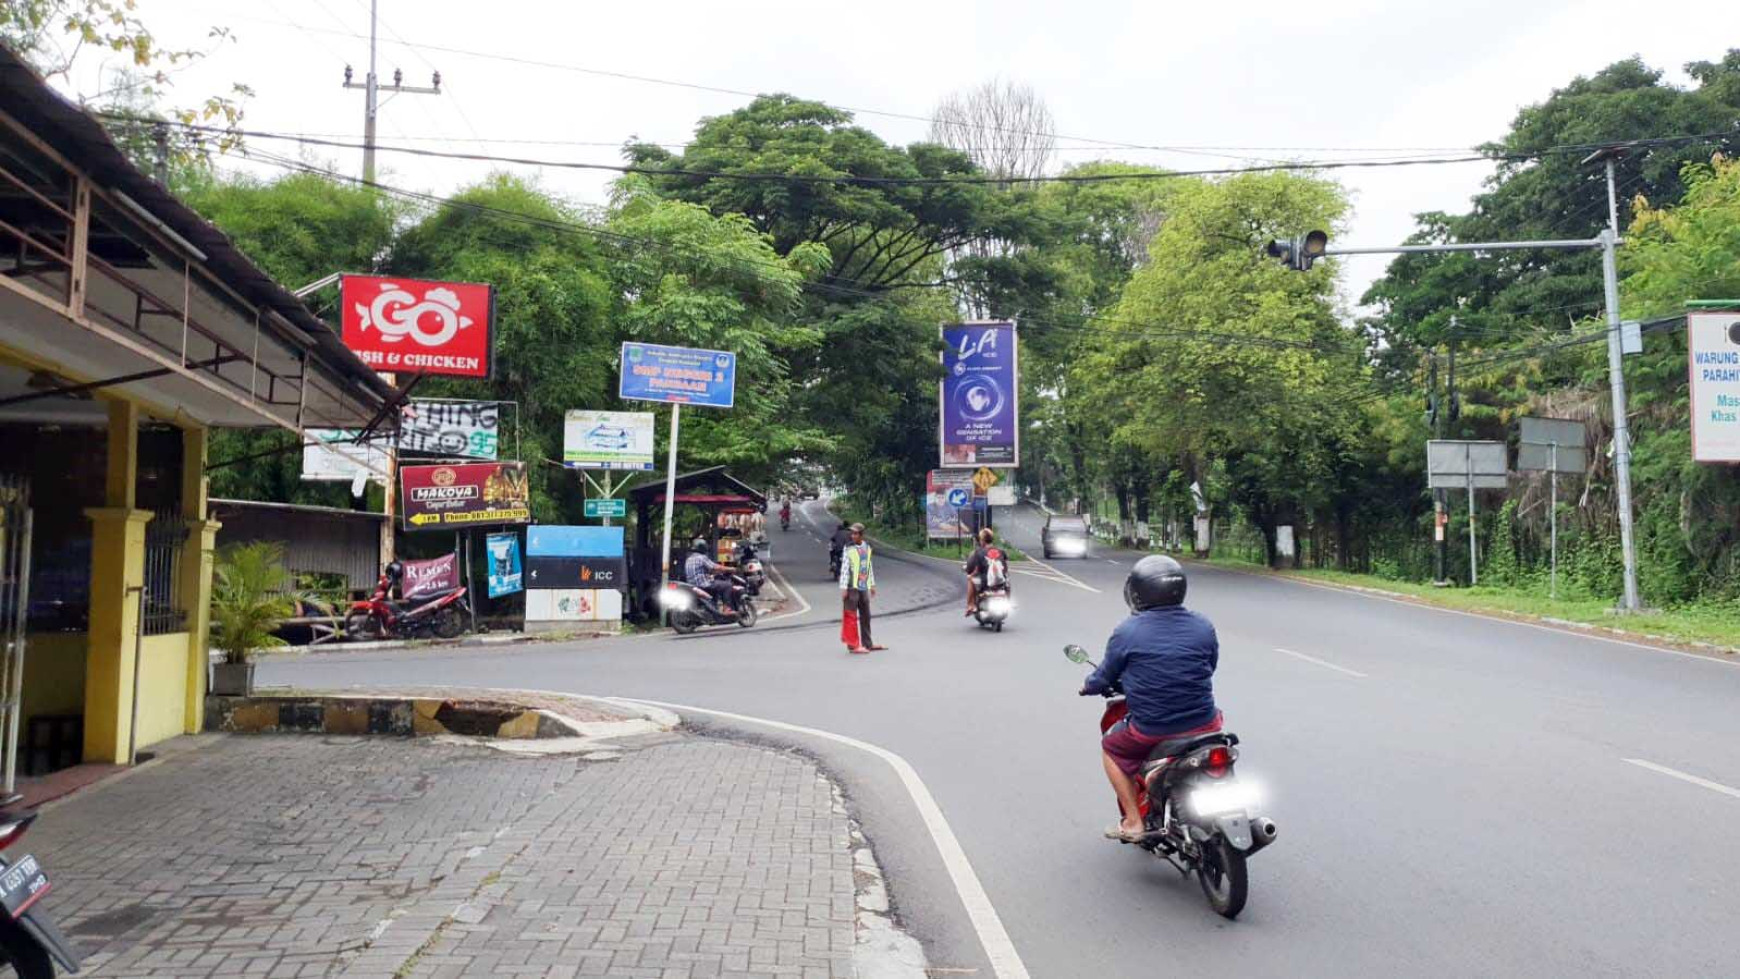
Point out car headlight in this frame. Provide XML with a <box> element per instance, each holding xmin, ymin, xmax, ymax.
<box><xmin>1055</xmin><ymin>538</ymin><xmax>1086</xmax><ymax>554</ymax></box>
<box><xmin>1191</xmin><ymin>781</ymin><xmax>1260</xmax><ymax>816</ymax></box>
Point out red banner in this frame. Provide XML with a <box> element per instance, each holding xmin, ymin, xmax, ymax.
<box><xmin>400</xmin><ymin>461</ymin><xmax>530</xmax><ymax>530</ymax></box>
<box><xmin>341</xmin><ymin>274</ymin><xmax>494</xmax><ymax>378</ymax></box>
<box><xmin>401</xmin><ymin>553</ymin><xmax>460</xmax><ymax>598</ymax></box>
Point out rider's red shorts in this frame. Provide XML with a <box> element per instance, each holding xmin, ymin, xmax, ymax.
<box><xmin>1101</xmin><ymin>711</ymin><xmax>1224</xmax><ymax>778</ymax></box>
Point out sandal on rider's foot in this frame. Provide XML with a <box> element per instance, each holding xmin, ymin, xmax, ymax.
<box><xmin>1103</xmin><ymin>825</ymin><xmax>1145</xmax><ymax>843</ymax></box>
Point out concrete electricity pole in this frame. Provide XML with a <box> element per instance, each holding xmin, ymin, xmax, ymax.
<box><xmin>341</xmin><ymin>0</ymin><xmax>441</xmax><ymax>184</ymax></box>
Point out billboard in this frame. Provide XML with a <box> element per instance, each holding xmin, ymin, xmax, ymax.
<box><xmin>341</xmin><ymin>274</ymin><xmax>494</xmax><ymax>378</ymax></box>
<box><xmin>302</xmin><ymin>428</ymin><xmax>390</xmax><ymax>482</ymax></box>
<box><xmin>1517</xmin><ymin>417</ymin><xmax>1588</xmax><ymax>474</ymax></box>
<box><xmin>1426</xmin><ymin>440</ymin><xmax>1508</xmax><ymax>490</ymax></box>
<box><xmin>1689</xmin><ymin>310</ymin><xmax>1740</xmax><ymax>463</ymax></box>
<box><xmin>563</xmin><ymin>409</ymin><xmax>656</xmax><ymax>470</ymax></box>
<box><xmin>526</xmin><ymin>525</ymin><xmax>626</xmax><ymax>594</ymax></box>
<box><xmin>940</xmin><ymin>322</ymin><xmax>1019</xmax><ymax>468</ymax></box>
<box><xmin>485</xmin><ymin>532</ymin><xmax>523</xmax><ymax>598</ymax></box>
<box><xmin>924</xmin><ymin>470</ymin><xmax>975</xmax><ymax>539</ymax></box>
<box><xmin>399</xmin><ymin>400</ymin><xmax>500</xmax><ymax>460</ymax></box>
<box><xmin>399</xmin><ymin>461</ymin><xmax>530</xmax><ymax>530</ymax></box>
<box><xmin>619</xmin><ymin>342</ymin><xmax>737</xmax><ymax>408</ymax></box>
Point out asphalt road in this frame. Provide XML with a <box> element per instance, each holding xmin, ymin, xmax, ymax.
<box><xmin>261</xmin><ymin>501</ymin><xmax>1740</xmax><ymax>977</ymax></box>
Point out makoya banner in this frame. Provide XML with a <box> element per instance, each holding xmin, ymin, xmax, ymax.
<box><xmin>399</xmin><ymin>400</ymin><xmax>501</xmax><ymax>460</ymax></box>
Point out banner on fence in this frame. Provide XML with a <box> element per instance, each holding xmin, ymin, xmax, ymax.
<box><xmin>400</xmin><ymin>400</ymin><xmax>500</xmax><ymax>460</ymax></box>
<box><xmin>401</xmin><ymin>553</ymin><xmax>459</xmax><ymax>599</ymax></box>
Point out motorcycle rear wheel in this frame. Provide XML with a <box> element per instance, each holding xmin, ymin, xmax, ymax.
<box><xmin>344</xmin><ymin>610</ymin><xmax>383</xmax><ymax>642</ymax></box>
<box><xmin>0</xmin><ymin>917</ymin><xmax>53</xmax><ymax>979</ymax></box>
<box><xmin>432</xmin><ymin>606</ymin><xmax>466</xmax><ymax>639</ymax></box>
<box><xmin>670</xmin><ymin>611</ymin><xmax>699</xmax><ymax>635</ymax></box>
<box><xmin>1197</xmin><ymin>836</ymin><xmax>1249</xmax><ymax>919</ymax></box>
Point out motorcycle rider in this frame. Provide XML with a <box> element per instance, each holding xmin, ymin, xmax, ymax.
<box><xmin>683</xmin><ymin>538</ymin><xmax>737</xmax><ymax>615</ymax></box>
<box><xmin>780</xmin><ymin>500</ymin><xmax>792</xmax><ymax>530</ymax></box>
<box><xmin>962</xmin><ymin>527</ymin><xmax>1008</xmax><ymax>616</ymax></box>
<box><xmin>1080</xmin><ymin>555</ymin><xmax>1222</xmax><ymax>842</ymax></box>
<box><xmin>828</xmin><ymin>520</ymin><xmax>852</xmax><ymax>574</ymax></box>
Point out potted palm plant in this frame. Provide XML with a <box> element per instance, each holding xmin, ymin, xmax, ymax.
<box><xmin>209</xmin><ymin>541</ymin><xmax>301</xmax><ymax>696</ymax></box>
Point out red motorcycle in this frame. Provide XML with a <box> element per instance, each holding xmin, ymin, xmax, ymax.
<box><xmin>1065</xmin><ymin>644</ymin><xmax>1277</xmax><ymax>919</ymax></box>
<box><xmin>345</xmin><ymin>564</ymin><xmax>471</xmax><ymax>641</ymax></box>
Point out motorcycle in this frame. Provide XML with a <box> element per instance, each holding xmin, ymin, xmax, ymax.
<box><xmin>973</xmin><ymin>585</ymin><xmax>1013</xmax><ymax>632</ymax></box>
<box><xmin>344</xmin><ymin>571</ymin><xmax>472</xmax><ymax>641</ymax></box>
<box><xmin>779</xmin><ymin>511</ymin><xmax>791</xmax><ymax>532</ymax></box>
<box><xmin>737</xmin><ymin>543</ymin><xmax>767</xmax><ymax>597</ymax></box>
<box><xmin>1065</xmin><ymin>644</ymin><xmax>1277</xmax><ymax>919</ymax></box>
<box><xmin>660</xmin><ymin>574</ymin><xmax>757</xmax><ymax>634</ymax></box>
<box><xmin>0</xmin><ymin>799</ymin><xmax>83</xmax><ymax>977</ymax></box>
<box><xmin>828</xmin><ymin>545</ymin><xmax>842</xmax><ymax>582</ymax></box>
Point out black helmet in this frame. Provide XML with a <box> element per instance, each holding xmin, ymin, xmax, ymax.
<box><xmin>1124</xmin><ymin>555</ymin><xmax>1186</xmax><ymax>611</ymax></box>
<box><xmin>385</xmin><ymin>560</ymin><xmax>404</xmax><ymax>580</ymax></box>
<box><xmin>690</xmin><ymin>538</ymin><xmax>709</xmax><ymax>554</ymax></box>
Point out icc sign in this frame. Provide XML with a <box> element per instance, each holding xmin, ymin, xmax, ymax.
<box><xmin>341</xmin><ymin>274</ymin><xmax>495</xmax><ymax>378</ymax></box>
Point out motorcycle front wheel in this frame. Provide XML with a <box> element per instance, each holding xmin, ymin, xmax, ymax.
<box><xmin>1197</xmin><ymin>836</ymin><xmax>1249</xmax><ymax>919</ymax></box>
<box><xmin>432</xmin><ymin>606</ymin><xmax>466</xmax><ymax>639</ymax></box>
<box><xmin>736</xmin><ymin>599</ymin><xmax>758</xmax><ymax>627</ymax></box>
<box><xmin>344</xmin><ymin>610</ymin><xmax>382</xmax><ymax>641</ymax></box>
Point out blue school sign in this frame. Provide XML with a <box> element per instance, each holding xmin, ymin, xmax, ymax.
<box><xmin>619</xmin><ymin>342</ymin><xmax>737</xmax><ymax>409</ymax></box>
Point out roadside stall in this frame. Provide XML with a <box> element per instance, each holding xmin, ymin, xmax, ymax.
<box><xmin>627</xmin><ymin>466</ymin><xmax>765</xmax><ymax>621</ymax></box>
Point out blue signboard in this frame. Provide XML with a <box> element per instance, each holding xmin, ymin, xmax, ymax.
<box><xmin>946</xmin><ymin>487</ymin><xmax>970</xmax><ymax>507</ymax></box>
<box><xmin>527</xmin><ymin>525</ymin><xmax>625</xmax><ymax>558</ymax></box>
<box><xmin>485</xmin><ymin>532</ymin><xmax>523</xmax><ymax>598</ymax></box>
<box><xmin>619</xmin><ymin>342</ymin><xmax>737</xmax><ymax>409</ymax></box>
<box><xmin>940</xmin><ymin>322</ymin><xmax>1019</xmax><ymax>468</ymax></box>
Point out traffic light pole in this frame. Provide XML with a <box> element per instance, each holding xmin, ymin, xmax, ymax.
<box><xmin>1320</xmin><ymin>231</ymin><xmax>1641</xmax><ymax>612</ymax></box>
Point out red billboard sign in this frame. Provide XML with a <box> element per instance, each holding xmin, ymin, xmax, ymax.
<box><xmin>400</xmin><ymin>461</ymin><xmax>530</xmax><ymax>530</ymax></box>
<box><xmin>341</xmin><ymin>274</ymin><xmax>494</xmax><ymax>378</ymax></box>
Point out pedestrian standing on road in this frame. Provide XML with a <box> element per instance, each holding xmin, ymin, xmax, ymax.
<box><xmin>840</xmin><ymin>523</ymin><xmax>885</xmax><ymax>653</ymax></box>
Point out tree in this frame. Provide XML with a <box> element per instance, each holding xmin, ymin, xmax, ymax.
<box><xmin>927</xmin><ymin>78</ymin><xmax>1057</xmax><ymax>183</ymax></box>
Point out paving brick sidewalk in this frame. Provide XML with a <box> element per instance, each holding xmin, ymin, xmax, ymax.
<box><xmin>25</xmin><ymin>731</ymin><xmax>887</xmax><ymax>978</ymax></box>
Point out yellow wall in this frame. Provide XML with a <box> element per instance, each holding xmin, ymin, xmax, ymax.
<box><xmin>20</xmin><ymin>632</ymin><xmax>87</xmax><ymax>721</ymax></box>
<box><xmin>134</xmin><ymin>632</ymin><xmax>190</xmax><ymax>750</ymax></box>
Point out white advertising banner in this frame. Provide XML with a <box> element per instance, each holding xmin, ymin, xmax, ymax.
<box><xmin>563</xmin><ymin>410</ymin><xmax>657</xmax><ymax>470</ymax></box>
<box><xmin>302</xmin><ymin>429</ymin><xmax>390</xmax><ymax>483</ymax></box>
<box><xmin>1689</xmin><ymin>311</ymin><xmax>1740</xmax><ymax>463</ymax></box>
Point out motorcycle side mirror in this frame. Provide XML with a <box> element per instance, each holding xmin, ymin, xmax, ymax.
<box><xmin>1063</xmin><ymin>644</ymin><xmax>1089</xmax><ymax>664</ymax></box>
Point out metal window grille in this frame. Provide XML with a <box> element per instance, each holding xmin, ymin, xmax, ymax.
<box><xmin>142</xmin><ymin>512</ymin><xmax>188</xmax><ymax>635</ymax></box>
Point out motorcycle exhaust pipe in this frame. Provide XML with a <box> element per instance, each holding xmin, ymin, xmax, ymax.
<box><xmin>1246</xmin><ymin>817</ymin><xmax>1279</xmax><ymax>855</ymax></box>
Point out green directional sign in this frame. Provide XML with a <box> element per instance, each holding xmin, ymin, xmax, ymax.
<box><xmin>584</xmin><ymin>498</ymin><xmax>627</xmax><ymax>519</ymax></box>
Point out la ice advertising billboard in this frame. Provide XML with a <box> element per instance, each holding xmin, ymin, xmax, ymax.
<box><xmin>940</xmin><ymin>321</ymin><xmax>1018</xmax><ymax>468</ymax></box>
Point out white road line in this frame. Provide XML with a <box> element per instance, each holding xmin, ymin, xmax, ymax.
<box><xmin>1622</xmin><ymin>758</ymin><xmax>1740</xmax><ymax>801</ymax></box>
<box><xmin>759</xmin><ymin>562</ymin><xmax>812</xmax><ymax>623</ymax></box>
<box><xmin>615</xmin><ymin>698</ymin><xmax>1032</xmax><ymax>979</ymax></box>
<box><xmin>1273</xmin><ymin>646</ymin><xmax>1369</xmax><ymax>678</ymax></box>
<box><xmin>1241</xmin><ymin>569</ymin><xmax>1740</xmax><ymax>669</ymax></box>
<box><xmin>1014</xmin><ymin>554</ymin><xmax>1100</xmax><ymax>593</ymax></box>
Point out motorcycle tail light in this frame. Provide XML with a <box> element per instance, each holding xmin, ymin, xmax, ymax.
<box><xmin>1205</xmin><ymin>745</ymin><xmax>1233</xmax><ymax>777</ymax></box>
<box><xmin>0</xmin><ymin>818</ymin><xmax>33</xmax><ymax>851</ymax></box>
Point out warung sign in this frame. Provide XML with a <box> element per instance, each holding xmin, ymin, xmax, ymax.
<box><xmin>1688</xmin><ymin>310</ymin><xmax>1740</xmax><ymax>463</ymax></box>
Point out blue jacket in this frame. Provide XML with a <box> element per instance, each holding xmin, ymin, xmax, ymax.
<box><xmin>1082</xmin><ymin>606</ymin><xmax>1219</xmax><ymax>735</ymax></box>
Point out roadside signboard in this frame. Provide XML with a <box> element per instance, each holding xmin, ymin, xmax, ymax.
<box><xmin>525</xmin><ymin>525</ymin><xmax>626</xmax><ymax>594</ymax></box>
<box><xmin>584</xmin><ymin>498</ymin><xmax>628</xmax><ymax>519</ymax></box>
<box><xmin>485</xmin><ymin>532</ymin><xmax>523</xmax><ymax>598</ymax></box>
<box><xmin>399</xmin><ymin>400</ymin><xmax>500</xmax><ymax>460</ymax></box>
<box><xmin>986</xmin><ymin>485</ymin><xmax>1016</xmax><ymax>507</ymax></box>
<box><xmin>1426</xmin><ymin>440</ymin><xmax>1508</xmax><ymax>490</ymax></box>
<box><xmin>302</xmin><ymin>428</ymin><xmax>390</xmax><ymax>482</ymax></box>
<box><xmin>972</xmin><ymin>466</ymin><xmax>1000</xmax><ymax>496</ymax></box>
<box><xmin>924</xmin><ymin>470</ymin><xmax>975</xmax><ymax>539</ymax></box>
<box><xmin>399</xmin><ymin>461</ymin><xmax>530</xmax><ymax>530</ymax></box>
<box><xmin>1517</xmin><ymin>417</ymin><xmax>1587</xmax><ymax>473</ymax></box>
<box><xmin>618</xmin><ymin>342</ymin><xmax>737</xmax><ymax>408</ymax></box>
<box><xmin>401</xmin><ymin>553</ymin><xmax>460</xmax><ymax>599</ymax></box>
<box><xmin>563</xmin><ymin>409</ymin><xmax>656</xmax><ymax>469</ymax></box>
<box><xmin>341</xmin><ymin>274</ymin><xmax>494</xmax><ymax>378</ymax></box>
<box><xmin>940</xmin><ymin>321</ymin><xmax>1019</xmax><ymax>468</ymax></box>
<box><xmin>1688</xmin><ymin>310</ymin><xmax>1740</xmax><ymax>462</ymax></box>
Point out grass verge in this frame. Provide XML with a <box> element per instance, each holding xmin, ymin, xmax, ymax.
<box><xmin>1201</xmin><ymin>555</ymin><xmax>1740</xmax><ymax>652</ymax></box>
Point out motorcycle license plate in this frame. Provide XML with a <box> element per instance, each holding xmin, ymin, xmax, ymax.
<box><xmin>0</xmin><ymin>854</ymin><xmax>51</xmax><ymax>917</ymax></box>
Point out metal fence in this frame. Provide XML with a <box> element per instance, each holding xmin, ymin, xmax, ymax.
<box><xmin>142</xmin><ymin>512</ymin><xmax>188</xmax><ymax>635</ymax></box>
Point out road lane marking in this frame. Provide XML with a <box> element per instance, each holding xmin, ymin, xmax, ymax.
<box><xmin>759</xmin><ymin>562</ymin><xmax>812</xmax><ymax>623</ymax></box>
<box><xmin>1215</xmin><ymin>565</ymin><xmax>1740</xmax><ymax>669</ymax></box>
<box><xmin>1012</xmin><ymin>554</ymin><xmax>1100</xmax><ymax>593</ymax></box>
<box><xmin>613</xmin><ymin>698</ymin><xmax>1032</xmax><ymax>979</ymax></box>
<box><xmin>1623</xmin><ymin>758</ymin><xmax>1740</xmax><ymax>801</ymax></box>
<box><xmin>1273</xmin><ymin>646</ymin><xmax>1368</xmax><ymax>678</ymax></box>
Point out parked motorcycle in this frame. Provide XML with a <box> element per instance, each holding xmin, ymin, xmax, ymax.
<box><xmin>660</xmin><ymin>575</ymin><xmax>757</xmax><ymax>634</ymax></box>
<box><xmin>737</xmin><ymin>543</ymin><xmax>767</xmax><ymax>597</ymax></box>
<box><xmin>1065</xmin><ymin>644</ymin><xmax>1277</xmax><ymax>919</ymax></box>
<box><xmin>0</xmin><ymin>799</ymin><xmax>83</xmax><ymax>977</ymax></box>
<box><xmin>973</xmin><ymin>585</ymin><xmax>1013</xmax><ymax>632</ymax></box>
<box><xmin>344</xmin><ymin>568</ymin><xmax>471</xmax><ymax>641</ymax></box>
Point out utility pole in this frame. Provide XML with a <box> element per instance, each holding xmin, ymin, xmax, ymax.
<box><xmin>1586</xmin><ymin>147</ymin><xmax>1642</xmax><ymax>612</ymax></box>
<box><xmin>341</xmin><ymin>0</ymin><xmax>441</xmax><ymax>184</ymax></box>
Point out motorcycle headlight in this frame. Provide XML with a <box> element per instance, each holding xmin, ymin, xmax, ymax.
<box><xmin>1190</xmin><ymin>781</ymin><xmax>1260</xmax><ymax>817</ymax></box>
<box><xmin>659</xmin><ymin>588</ymin><xmax>692</xmax><ymax>609</ymax></box>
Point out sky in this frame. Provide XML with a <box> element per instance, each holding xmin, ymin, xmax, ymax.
<box><xmin>50</xmin><ymin>0</ymin><xmax>1740</xmax><ymax>311</ymax></box>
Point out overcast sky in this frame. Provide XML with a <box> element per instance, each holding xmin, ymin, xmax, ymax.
<box><xmin>68</xmin><ymin>0</ymin><xmax>1740</xmax><ymax>310</ymax></box>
